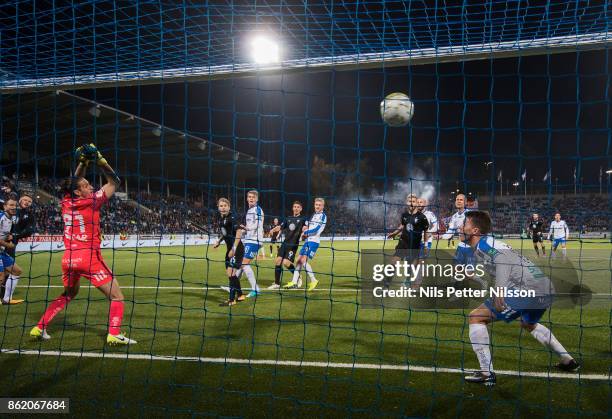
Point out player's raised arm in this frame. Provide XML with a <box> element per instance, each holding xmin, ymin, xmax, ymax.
<box><xmin>97</xmin><ymin>153</ymin><xmax>120</xmax><ymax>199</ymax></box>
<box><xmin>74</xmin><ymin>162</ymin><xmax>88</xmax><ymax>178</ymax></box>
<box><xmin>74</xmin><ymin>143</ymin><xmax>121</xmax><ymax>198</ymax></box>
<box><xmin>73</xmin><ymin>145</ymin><xmax>91</xmax><ymax>177</ymax></box>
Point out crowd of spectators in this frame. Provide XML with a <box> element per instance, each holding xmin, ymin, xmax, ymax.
<box><xmin>327</xmin><ymin>194</ymin><xmax>609</xmax><ymax>236</ymax></box>
<box><xmin>33</xmin><ymin>193</ymin><xmax>214</xmax><ymax>235</ymax></box>
<box><xmin>1</xmin><ymin>174</ymin><xmax>609</xmax><ymax>237</ymax></box>
<box><xmin>489</xmin><ymin>195</ymin><xmax>609</xmax><ymax>234</ymax></box>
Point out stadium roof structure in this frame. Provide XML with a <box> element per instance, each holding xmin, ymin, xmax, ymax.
<box><xmin>0</xmin><ymin>0</ymin><xmax>610</xmax><ymax>92</ymax></box>
<box><xmin>0</xmin><ymin>90</ymin><xmax>279</xmax><ymax>186</ymax></box>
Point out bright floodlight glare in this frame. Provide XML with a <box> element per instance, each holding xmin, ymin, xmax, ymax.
<box><xmin>251</xmin><ymin>36</ymin><xmax>279</xmax><ymax>65</ymax></box>
<box><xmin>607</xmin><ymin>169</ymin><xmax>612</xmax><ymax>174</ymax></box>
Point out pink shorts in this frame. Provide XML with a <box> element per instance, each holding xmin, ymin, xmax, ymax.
<box><xmin>62</xmin><ymin>249</ymin><xmax>113</xmax><ymax>287</ymax></box>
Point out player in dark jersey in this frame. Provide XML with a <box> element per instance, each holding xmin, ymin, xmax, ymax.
<box><xmin>388</xmin><ymin>194</ymin><xmax>430</xmax><ymax>253</ymax></box>
<box><xmin>386</xmin><ymin>194</ymin><xmax>429</xmax><ymax>287</ymax></box>
<box><xmin>267</xmin><ymin>201</ymin><xmax>307</xmax><ymax>289</ymax></box>
<box><xmin>213</xmin><ymin>198</ymin><xmax>245</xmax><ymax>306</ymax></box>
<box><xmin>528</xmin><ymin>213</ymin><xmax>546</xmax><ymax>257</ymax></box>
<box><xmin>268</xmin><ymin>218</ymin><xmax>281</xmax><ymax>255</ymax></box>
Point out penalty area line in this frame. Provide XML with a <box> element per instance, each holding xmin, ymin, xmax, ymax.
<box><xmin>0</xmin><ymin>349</ymin><xmax>608</xmax><ymax>381</ymax></box>
<box><xmin>21</xmin><ymin>285</ymin><xmax>359</xmax><ymax>292</ymax></box>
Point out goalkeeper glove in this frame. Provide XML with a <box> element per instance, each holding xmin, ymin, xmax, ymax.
<box><xmin>75</xmin><ymin>145</ymin><xmax>92</xmax><ymax>166</ymax></box>
<box><xmin>88</xmin><ymin>143</ymin><xmax>109</xmax><ymax>167</ymax></box>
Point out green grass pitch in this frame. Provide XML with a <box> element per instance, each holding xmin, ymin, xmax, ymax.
<box><xmin>1</xmin><ymin>239</ymin><xmax>610</xmax><ymax>417</ymax></box>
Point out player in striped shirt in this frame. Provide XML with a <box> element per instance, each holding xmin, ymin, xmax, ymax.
<box><xmin>442</xmin><ymin>194</ymin><xmax>468</xmax><ymax>248</ymax></box>
<box><xmin>548</xmin><ymin>212</ymin><xmax>569</xmax><ymax>260</ymax></box>
<box><xmin>458</xmin><ymin>211</ymin><xmax>579</xmax><ymax>386</ymax></box>
<box><xmin>417</xmin><ymin>197</ymin><xmax>438</xmax><ymax>257</ymax></box>
<box><xmin>0</xmin><ymin>197</ymin><xmax>24</xmax><ymax>305</ymax></box>
<box><xmin>285</xmin><ymin>198</ymin><xmax>327</xmax><ymax>291</ymax></box>
<box><xmin>228</xmin><ymin>190</ymin><xmax>264</xmax><ymax>298</ymax></box>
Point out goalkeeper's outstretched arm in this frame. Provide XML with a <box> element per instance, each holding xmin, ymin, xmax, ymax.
<box><xmin>74</xmin><ymin>162</ymin><xmax>88</xmax><ymax>178</ymax></box>
<box><xmin>99</xmin><ymin>159</ymin><xmax>120</xmax><ymax>199</ymax></box>
<box><xmin>75</xmin><ymin>143</ymin><xmax>121</xmax><ymax>198</ymax></box>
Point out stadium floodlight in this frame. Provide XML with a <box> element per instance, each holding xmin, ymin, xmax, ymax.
<box><xmin>88</xmin><ymin>105</ymin><xmax>101</xmax><ymax>118</ymax></box>
<box><xmin>606</xmin><ymin>169</ymin><xmax>612</xmax><ymax>174</ymax></box>
<box><xmin>251</xmin><ymin>36</ymin><xmax>280</xmax><ymax>65</ymax></box>
<box><xmin>512</xmin><ymin>181</ymin><xmax>520</xmax><ymax>186</ymax></box>
<box><xmin>152</xmin><ymin>126</ymin><xmax>162</xmax><ymax>137</ymax></box>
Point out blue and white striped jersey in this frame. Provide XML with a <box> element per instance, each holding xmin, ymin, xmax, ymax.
<box><xmin>242</xmin><ymin>205</ymin><xmax>265</xmax><ymax>245</ymax></box>
<box><xmin>304</xmin><ymin>212</ymin><xmax>327</xmax><ymax>244</ymax></box>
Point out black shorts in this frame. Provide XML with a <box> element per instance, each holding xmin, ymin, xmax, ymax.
<box><xmin>532</xmin><ymin>234</ymin><xmax>543</xmax><ymax>243</ymax></box>
<box><xmin>393</xmin><ymin>244</ymin><xmax>420</xmax><ymax>260</ymax></box>
<box><xmin>277</xmin><ymin>243</ymin><xmax>298</xmax><ymax>262</ymax></box>
<box><xmin>225</xmin><ymin>242</ymin><xmax>245</xmax><ymax>269</ymax></box>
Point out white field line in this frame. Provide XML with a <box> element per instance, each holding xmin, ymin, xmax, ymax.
<box><xmin>164</xmin><ymin>255</ymin><xmax>360</xmax><ymax>261</ymax></box>
<box><xmin>0</xmin><ymin>349</ymin><xmax>608</xmax><ymax>381</ymax></box>
<box><xmin>20</xmin><ymin>285</ymin><xmax>359</xmax><ymax>292</ymax></box>
<box><xmin>18</xmin><ymin>285</ymin><xmax>612</xmax><ymax>296</ymax></box>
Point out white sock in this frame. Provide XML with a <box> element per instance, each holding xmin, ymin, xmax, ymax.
<box><xmin>562</xmin><ymin>248</ymin><xmax>567</xmax><ymax>258</ymax></box>
<box><xmin>530</xmin><ymin>323</ymin><xmax>573</xmax><ymax>362</ymax></box>
<box><xmin>304</xmin><ymin>263</ymin><xmax>316</xmax><ymax>281</ymax></box>
<box><xmin>242</xmin><ymin>265</ymin><xmax>259</xmax><ymax>292</ymax></box>
<box><xmin>3</xmin><ymin>274</ymin><xmax>19</xmax><ymax>303</ymax></box>
<box><xmin>291</xmin><ymin>265</ymin><xmax>303</xmax><ymax>284</ymax></box>
<box><xmin>469</xmin><ymin>323</ymin><xmax>493</xmax><ymax>375</ymax></box>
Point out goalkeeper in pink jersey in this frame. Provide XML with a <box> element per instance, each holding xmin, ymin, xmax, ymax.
<box><xmin>31</xmin><ymin>144</ymin><xmax>136</xmax><ymax>345</ymax></box>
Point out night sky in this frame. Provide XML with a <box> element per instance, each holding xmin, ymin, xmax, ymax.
<box><xmin>1</xmin><ymin>0</ymin><xmax>610</xmax><ymax>210</ymax></box>
<box><xmin>77</xmin><ymin>48</ymin><xmax>611</xmax><ymax>201</ymax></box>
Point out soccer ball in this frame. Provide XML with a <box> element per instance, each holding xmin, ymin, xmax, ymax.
<box><xmin>380</xmin><ymin>92</ymin><xmax>414</xmax><ymax>127</ymax></box>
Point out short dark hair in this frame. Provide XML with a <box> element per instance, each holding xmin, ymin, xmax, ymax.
<box><xmin>292</xmin><ymin>200</ymin><xmax>303</xmax><ymax>207</ymax></box>
<box><xmin>466</xmin><ymin>210</ymin><xmax>492</xmax><ymax>235</ymax></box>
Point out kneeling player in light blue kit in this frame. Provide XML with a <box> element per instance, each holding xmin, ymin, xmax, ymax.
<box><xmin>228</xmin><ymin>190</ymin><xmax>264</xmax><ymax>298</ymax></box>
<box><xmin>458</xmin><ymin>211</ymin><xmax>579</xmax><ymax>386</ymax></box>
<box><xmin>285</xmin><ymin>198</ymin><xmax>327</xmax><ymax>291</ymax></box>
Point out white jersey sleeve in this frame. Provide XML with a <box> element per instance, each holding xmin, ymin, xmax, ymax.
<box><xmin>549</xmin><ymin>220</ymin><xmax>569</xmax><ymax>239</ymax></box>
<box><xmin>442</xmin><ymin>210</ymin><xmax>465</xmax><ymax>240</ymax></box>
<box><xmin>0</xmin><ymin>212</ymin><xmax>14</xmax><ymax>252</ymax></box>
<box><xmin>243</xmin><ymin>205</ymin><xmax>265</xmax><ymax>245</ymax></box>
<box><xmin>304</xmin><ymin>212</ymin><xmax>327</xmax><ymax>243</ymax></box>
<box><xmin>475</xmin><ymin>236</ymin><xmax>554</xmax><ymax>298</ymax></box>
<box><xmin>424</xmin><ymin>210</ymin><xmax>438</xmax><ymax>233</ymax></box>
